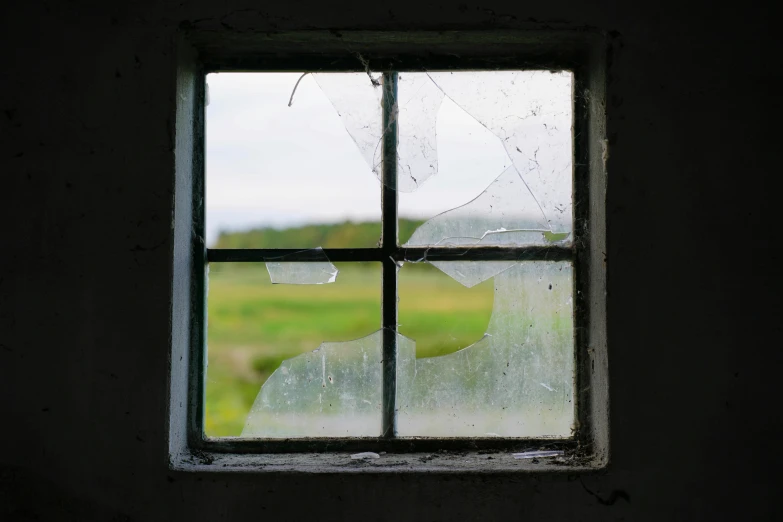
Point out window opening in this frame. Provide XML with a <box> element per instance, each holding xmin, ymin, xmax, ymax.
<box><xmin>204</xmin><ymin>69</ymin><xmax>577</xmax><ymax>444</ymax></box>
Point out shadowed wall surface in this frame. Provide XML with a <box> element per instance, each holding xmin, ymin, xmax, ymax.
<box><xmin>1</xmin><ymin>1</ymin><xmax>780</xmax><ymax>520</ymax></box>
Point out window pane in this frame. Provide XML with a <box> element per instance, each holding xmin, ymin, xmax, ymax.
<box><xmin>205</xmin><ymin>262</ymin><xmax>381</xmax><ymax>437</ymax></box>
<box><xmin>399</xmin><ymin>71</ymin><xmax>573</xmax><ymax>246</ymax></box>
<box><xmin>205</xmin><ymin>72</ymin><xmax>382</xmax><ymax>249</ymax></box>
<box><xmin>396</xmin><ymin>261</ymin><xmax>575</xmax><ymax>437</ymax></box>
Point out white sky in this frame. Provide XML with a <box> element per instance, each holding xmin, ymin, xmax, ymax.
<box><xmin>205</xmin><ymin>72</ymin><xmax>513</xmax><ymax>245</ymax></box>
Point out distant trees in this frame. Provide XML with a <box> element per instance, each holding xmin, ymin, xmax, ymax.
<box><xmin>213</xmin><ymin>219</ymin><xmax>425</xmax><ymax>249</ymax></box>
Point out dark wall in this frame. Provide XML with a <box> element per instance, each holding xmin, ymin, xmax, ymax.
<box><xmin>1</xmin><ymin>1</ymin><xmax>780</xmax><ymax>520</ymax></box>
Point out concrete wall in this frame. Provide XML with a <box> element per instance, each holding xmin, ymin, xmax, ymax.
<box><xmin>1</xmin><ymin>1</ymin><xmax>779</xmax><ymax>520</ymax></box>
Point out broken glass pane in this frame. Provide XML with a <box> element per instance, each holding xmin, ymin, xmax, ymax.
<box><xmin>398</xmin><ymin>95</ymin><xmax>512</xmax><ymax>238</ymax></box>
<box><xmin>315</xmin><ymin>72</ymin><xmax>445</xmax><ymax>192</ymax></box>
<box><xmin>206</xmin><ymin>70</ymin><xmax>578</xmax><ymax>440</ymax></box>
<box><xmin>396</xmin><ymin>261</ymin><xmax>574</xmax><ymax>437</ymax></box>
<box><xmin>397</xmin><ymin>262</ymin><xmax>494</xmax><ymax>357</ymax></box>
<box><xmin>205</xmin><ymin>72</ymin><xmax>381</xmax><ymax>249</ymax></box>
<box><xmin>404</xmin><ymin>165</ymin><xmax>551</xmax><ymax>248</ymax></box>
<box><xmin>265</xmin><ymin>247</ymin><xmax>338</xmax><ymax>285</ymax></box>
<box><xmin>313</xmin><ymin>72</ymin><xmax>384</xmax><ymax>176</ymax></box>
<box><xmin>395</xmin><ymin>73</ymin><xmax>445</xmax><ymax>191</ymax></box>
<box><xmin>205</xmin><ymin>262</ymin><xmax>381</xmax><ymax>437</ymax></box>
<box><xmin>428</xmin><ymin>71</ymin><xmax>574</xmax><ymax>234</ymax></box>
<box><xmin>243</xmin><ymin>329</ymin><xmax>414</xmax><ymax>438</ymax></box>
<box><xmin>427</xmin><ymin>260</ymin><xmax>518</xmax><ymax>289</ymax></box>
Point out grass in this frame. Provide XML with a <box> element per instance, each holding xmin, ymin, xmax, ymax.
<box><xmin>205</xmin><ymin>262</ymin><xmax>494</xmax><ymax>436</ymax></box>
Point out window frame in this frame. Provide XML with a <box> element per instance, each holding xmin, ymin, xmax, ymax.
<box><xmin>169</xmin><ymin>30</ymin><xmax>608</xmax><ymax>472</ymax></box>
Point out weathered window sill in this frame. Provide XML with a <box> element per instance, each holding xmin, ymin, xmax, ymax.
<box><xmin>170</xmin><ymin>449</ymin><xmax>605</xmax><ymax>474</ymax></box>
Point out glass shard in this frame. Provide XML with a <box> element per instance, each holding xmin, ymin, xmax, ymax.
<box><xmin>395</xmin><ymin>73</ymin><xmax>445</xmax><ymax>191</ymax></box>
<box><xmin>396</xmin><ymin>261</ymin><xmax>574</xmax><ymax>437</ymax></box>
<box><xmin>427</xmin><ymin>260</ymin><xmax>518</xmax><ymax>289</ymax></box>
<box><xmin>313</xmin><ymin>73</ymin><xmax>384</xmax><ymax>176</ymax></box>
<box><xmin>315</xmin><ymin>72</ymin><xmax>445</xmax><ymax>193</ymax></box>
<box><xmin>428</xmin><ymin>71</ymin><xmax>574</xmax><ymax>234</ymax></box>
<box><xmin>404</xmin><ymin>165</ymin><xmax>551</xmax><ymax>248</ymax></box>
<box><xmin>205</xmin><ymin>262</ymin><xmax>381</xmax><ymax>437</ymax></box>
<box><xmin>351</xmin><ymin>452</ymin><xmax>380</xmax><ymax>460</ymax></box>
<box><xmin>513</xmin><ymin>450</ymin><xmax>564</xmax><ymax>459</ymax></box>
<box><xmin>242</xmin><ymin>329</ymin><xmax>413</xmax><ymax>438</ymax></box>
<box><xmin>242</xmin><ymin>330</ymin><xmax>382</xmax><ymax>437</ymax></box>
<box><xmin>397</xmin><ymin>95</ymin><xmax>512</xmax><ymax>235</ymax></box>
<box><xmin>265</xmin><ymin>247</ymin><xmax>338</xmax><ymax>284</ymax></box>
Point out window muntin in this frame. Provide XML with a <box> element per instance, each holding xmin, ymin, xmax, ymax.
<box><xmin>203</xmin><ymin>69</ymin><xmax>578</xmax><ymax>445</ymax></box>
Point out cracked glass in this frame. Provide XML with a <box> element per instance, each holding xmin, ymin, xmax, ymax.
<box><xmin>404</xmin><ymin>165</ymin><xmax>552</xmax><ymax>248</ymax></box>
<box><xmin>265</xmin><ymin>247</ymin><xmax>339</xmax><ymax>285</ymax></box>
<box><xmin>244</xmin><ymin>330</ymin><xmax>414</xmax><ymax>438</ymax></box>
<box><xmin>427</xmin><ymin>70</ymin><xmax>574</xmax><ymax>235</ymax></box>
<box><xmin>396</xmin><ymin>261</ymin><xmax>574</xmax><ymax>437</ymax></box>
<box><xmin>204</xmin><ymin>69</ymin><xmax>577</xmax><ymax>440</ymax></box>
<box><xmin>205</xmin><ymin>262</ymin><xmax>381</xmax><ymax>437</ymax></box>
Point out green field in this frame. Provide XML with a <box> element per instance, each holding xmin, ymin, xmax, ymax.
<box><xmin>205</xmin><ymin>262</ymin><xmax>494</xmax><ymax>436</ymax></box>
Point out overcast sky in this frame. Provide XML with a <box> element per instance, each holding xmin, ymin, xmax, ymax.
<box><xmin>205</xmin><ymin>71</ymin><xmax>569</xmax><ymax>245</ymax></box>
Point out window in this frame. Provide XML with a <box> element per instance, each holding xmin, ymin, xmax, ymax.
<box><xmin>170</xmin><ymin>31</ymin><xmax>607</xmax><ymax>471</ymax></box>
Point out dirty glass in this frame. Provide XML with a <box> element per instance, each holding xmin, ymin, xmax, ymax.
<box><xmin>426</xmin><ymin>71</ymin><xmax>574</xmax><ymax>236</ymax></box>
<box><xmin>397</xmin><ymin>71</ymin><xmax>573</xmax><ymax>244</ymax></box>
<box><xmin>204</xmin><ymin>69</ymin><xmax>577</xmax><ymax>440</ymax></box>
<box><xmin>404</xmin><ymin>166</ymin><xmax>552</xmax><ymax>248</ymax></box>
<box><xmin>244</xmin><ymin>330</ymin><xmax>414</xmax><ymax>438</ymax></box>
<box><xmin>396</xmin><ymin>261</ymin><xmax>575</xmax><ymax>437</ymax></box>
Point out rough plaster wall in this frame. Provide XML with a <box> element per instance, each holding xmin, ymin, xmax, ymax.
<box><xmin>0</xmin><ymin>0</ymin><xmax>780</xmax><ymax>520</ymax></box>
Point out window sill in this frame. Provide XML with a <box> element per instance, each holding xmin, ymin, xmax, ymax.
<box><xmin>169</xmin><ymin>449</ymin><xmax>606</xmax><ymax>474</ymax></box>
